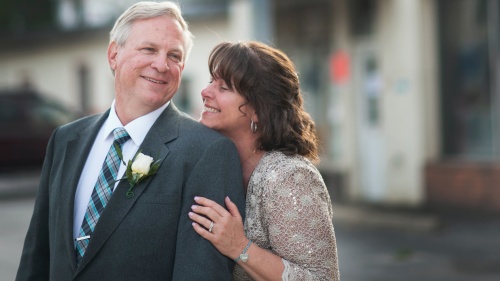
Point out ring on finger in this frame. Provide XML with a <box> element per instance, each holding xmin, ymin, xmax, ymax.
<box><xmin>208</xmin><ymin>221</ymin><xmax>214</xmax><ymax>233</ymax></box>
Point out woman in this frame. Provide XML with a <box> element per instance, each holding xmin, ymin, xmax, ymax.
<box><xmin>189</xmin><ymin>41</ymin><xmax>340</xmax><ymax>280</ymax></box>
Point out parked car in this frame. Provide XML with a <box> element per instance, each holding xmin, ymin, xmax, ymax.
<box><xmin>0</xmin><ymin>88</ymin><xmax>81</xmax><ymax>169</ymax></box>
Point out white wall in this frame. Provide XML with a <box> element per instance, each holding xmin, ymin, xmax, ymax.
<box><xmin>327</xmin><ymin>0</ymin><xmax>439</xmax><ymax>206</ymax></box>
<box><xmin>0</xmin><ymin>36</ymin><xmax>113</xmax><ymax>113</ymax></box>
<box><xmin>0</xmin><ymin>0</ymin><xmax>441</xmax><ymax>207</ymax></box>
<box><xmin>0</xmin><ymin>13</ymin><xmax>245</xmax><ymax>117</ymax></box>
<box><xmin>183</xmin><ymin>0</ymin><xmax>256</xmax><ymax>117</ymax></box>
<box><xmin>328</xmin><ymin>0</ymin><xmax>361</xmax><ymax>200</ymax></box>
<box><xmin>421</xmin><ymin>0</ymin><xmax>441</xmax><ymax>161</ymax></box>
<box><xmin>377</xmin><ymin>0</ymin><xmax>437</xmax><ymax>206</ymax></box>
<box><xmin>184</xmin><ymin>17</ymin><xmax>232</xmax><ymax>117</ymax></box>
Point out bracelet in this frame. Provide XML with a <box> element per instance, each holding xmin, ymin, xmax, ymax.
<box><xmin>234</xmin><ymin>240</ymin><xmax>252</xmax><ymax>263</ymax></box>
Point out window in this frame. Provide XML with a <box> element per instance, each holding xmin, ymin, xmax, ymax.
<box><xmin>439</xmin><ymin>0</ymin><xmax>500</xmax><ymax>159</ymax></box>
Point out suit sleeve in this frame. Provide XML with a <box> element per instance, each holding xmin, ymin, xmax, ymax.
<box><xmin>172</xmin><ymin>137</ymin><xmax>245</xmax><ymax>280</ymax></box>
<box><xmin>15</xmin><ymin>129</ymin><xmax>57</xmax><ymax>281</ymax></box>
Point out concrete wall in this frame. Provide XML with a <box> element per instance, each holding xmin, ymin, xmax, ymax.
<box><xmin>326</xmin><ymin>0</ymin><xmax>439</xmax><ymax>207</ymax></box>
<box><xmin>0</xmin><ymin>2</ymin><xmax>256</xmax><ymax>118</ymax></box>
<box><xmin>0</xmin><ymin>0</ymin><xmax>443</xmax><ymax>208</ymax></box>
<box><xmin>327</xmin><ymin>0</ymin><xmax>359</xmax><ymax>200</ymax></box>
<box><xmin>0</xmin><ymin>35</ymin><xmax>112</xmax><ymax>113</ymax></box>
<box><xmin>376</xmin><ymin>0</ymin><xmax>429</xmax><ymax>206</ymax></box>
<box><xmin>0</xmin><ymin>17</ymin><xmax>237</xmax><ymax>116</ymax></box>
<box><xmin>378</xmin><ymin>0</ymin><xmax>440</xmax><ymax>206</ymax></box>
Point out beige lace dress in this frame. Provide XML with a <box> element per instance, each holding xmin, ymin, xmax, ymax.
<box><xmin>233</xmin><ymin>151</ymin><xmax>340</xmax><ymax>281</ymax></box>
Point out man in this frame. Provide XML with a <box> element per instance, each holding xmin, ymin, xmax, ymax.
<box><xmin>16</xmin><ymin>2</ymin><xmax>245</xmax><ymax>280</ymax></box>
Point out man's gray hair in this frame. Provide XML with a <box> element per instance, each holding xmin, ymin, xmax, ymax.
<box><xmin>110</xmin><ymin>1</ymin><xmax>194</xmax><ymax>62</ymax></box>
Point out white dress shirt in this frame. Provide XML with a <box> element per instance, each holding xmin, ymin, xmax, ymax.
<box><xmin>73</xmin><ymin>100</ymin><xmax>169</xmax><ymax>243</ymax></box>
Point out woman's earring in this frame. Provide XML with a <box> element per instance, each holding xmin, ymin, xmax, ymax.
<box><xmin>250</xmin><ymin>120</ymin><xmax>258</xmax><ymax>133</ymax></box>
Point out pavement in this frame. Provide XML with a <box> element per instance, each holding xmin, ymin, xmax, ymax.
<box><xmin>1</xmin><ymin>168</ymin><xmax>499</xmax><ymax>281</ymax></box>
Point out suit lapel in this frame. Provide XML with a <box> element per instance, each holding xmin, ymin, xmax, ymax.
<box><xmin>75</xmin><ymin>104</ymin><xmax>181</xmax><ymax>275</ymax></box>
<box><xmin>60</xmin><ymin>112</ymin><xmax>109</xmax><ymax>273</ymax></box>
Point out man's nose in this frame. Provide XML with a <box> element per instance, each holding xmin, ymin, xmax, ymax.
<box><xmin>151</xmin><ymin>56</ymin><xmax>169</xmax><ymax>72</ymax></box>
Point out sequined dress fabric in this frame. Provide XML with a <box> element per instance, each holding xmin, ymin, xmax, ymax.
<box><xmin>233</xmin><ymin>151</ymin><xmax>340</xmax><ymax>281</ymax></box>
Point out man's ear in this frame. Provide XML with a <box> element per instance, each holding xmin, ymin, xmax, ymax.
<box><xmin>108</xmin><ymin>42</ymin><xmax>118</xmax><ymax>71</ymax></box>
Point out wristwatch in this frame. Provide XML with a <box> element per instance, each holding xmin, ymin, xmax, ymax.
<box><xmin>234</xmin><ymin>240</ymin><xmax>252</xmax><ymax>263</ymax></box>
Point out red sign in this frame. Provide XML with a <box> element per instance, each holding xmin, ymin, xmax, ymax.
<box><xmin>330</xmin><ymin>51</ymin><xmax>350</xmax><ymax>84</ymax></box>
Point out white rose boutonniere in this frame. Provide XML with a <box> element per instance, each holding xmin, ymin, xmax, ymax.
<box><xmin>115</xmin><ymin>145</ymin><xmax>161</xmax><ymax>198</ymax></box>
<box><xmin>131</xmin><ymin>153</ymin><xmax>154</xmax><ymax>176</ymax></box>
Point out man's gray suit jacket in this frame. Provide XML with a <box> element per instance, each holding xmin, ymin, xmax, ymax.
<box><xmin>16</xmin><ymin>103</ymin><xmax>246</xmax><ymax>280</ymax></box>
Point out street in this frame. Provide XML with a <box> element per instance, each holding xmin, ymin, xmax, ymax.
<box><xmin>1</xmin><ymin>182</ymin><xmax>499</xmax><ymax>281</ymax></box>
<box><xmin>0</xmin><ymin>198</ymin><xmax>33</xmax><ymax>281</ymax></box>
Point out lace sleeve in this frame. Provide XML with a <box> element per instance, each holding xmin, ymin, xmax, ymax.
<box><xmin>261</xmin><ymin>159</ymin><xmax>340</xmax><ymax>281</ymax></box>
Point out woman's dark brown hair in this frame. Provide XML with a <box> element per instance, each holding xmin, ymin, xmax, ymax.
<box><xmin>208</xmin><ymin>41</ymin><xmax>319</xmax><ymax>163</ymax></box>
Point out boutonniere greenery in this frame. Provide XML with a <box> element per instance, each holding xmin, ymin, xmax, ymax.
<box><xmin>115</xmin><ymin>144</ymin><xmax>161</xmax><ymax>198</ymax></box>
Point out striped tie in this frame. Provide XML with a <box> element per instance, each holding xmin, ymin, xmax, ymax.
<box><xmin>75</xmin><ymin>127</ymin><xmax>130</xmax><ymax>265</ymax></box>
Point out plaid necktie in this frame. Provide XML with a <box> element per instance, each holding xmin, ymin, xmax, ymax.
<box><xmin>75</xmin><ymin>127</ymin><xmax>130</xmax><ymax>265</ymax></box>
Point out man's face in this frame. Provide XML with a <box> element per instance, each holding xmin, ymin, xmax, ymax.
<box><xmin>108</xmin><ymin>16</ymin><xmax>185</xmax><ymax>117</ymax></box>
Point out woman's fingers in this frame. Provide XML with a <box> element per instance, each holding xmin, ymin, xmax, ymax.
<box><xmin>188</xmin><ymin>211</ymin><xmax>213</xmax><ymax>231</ymax></box>
<box><xmin>194</xmin><ymin>196</ymin><xmax>229</xmax><ymax>217</ymax></box>
<box><xmin>192</xmin><ymin>222</ymin><xmax>213</xmax><ymax>240</ymax></box>
<box><xmin>225</xmin><ymin>196</ymin><xmax>241</xmax><ymax>218</ymax></box>
<box><xmin>190</xmin><ymin>198</ymin><xmax>248</xmax><ymax>258</ymax></box>
<box><xmin>190</xmin><ymin>203</ymin><xmax>220</xmax><ymax>225</ymax></box>
<box><xmin>190</xmin><ymin>196</ymin><xmax>232</xmax><ymax>237</ymax></box>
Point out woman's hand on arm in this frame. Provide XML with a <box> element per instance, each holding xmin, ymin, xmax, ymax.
<box><xmin>190</xmin><ymin>196</ymin><xmax>285</xmax><ymax>281</ymax></box>
<box><xmin>189</xmin><ymin>196</ymin><xmax>248</xmax><ymax>259</ymax></box>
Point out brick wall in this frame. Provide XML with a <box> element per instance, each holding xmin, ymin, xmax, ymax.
<box><xmin>425</xmin><ymin>162</ymin><xmax>500</xmax><ymax>213</ymax></box>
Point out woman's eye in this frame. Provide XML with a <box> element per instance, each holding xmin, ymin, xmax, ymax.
<box><xmin>220</xmin><ymin>84</ymin><xmax>232</xmax><ymax>92</ymax></box>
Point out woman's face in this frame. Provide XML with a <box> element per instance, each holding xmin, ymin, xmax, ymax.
<box><xmin>199</xmin><ymin>77</ymin><xmax>254</xmax><ymax>140</ymax></box>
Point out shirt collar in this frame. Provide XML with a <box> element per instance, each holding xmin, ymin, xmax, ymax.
<box><xmin>102</xmin><ymin>100</ymin><xmax>170</xmax><ymax>146</ymax></box>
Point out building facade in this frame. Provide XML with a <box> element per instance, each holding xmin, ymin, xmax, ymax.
<box><xmin>1</xmin><ymin>0</ymin><xmax>499</xmax><ymax>213</ymax></box>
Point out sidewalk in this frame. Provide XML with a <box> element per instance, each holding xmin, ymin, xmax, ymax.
<box><xmin>1</xmin><ymin>170</ymin><xmax>498</xmax><ymax>280</ymax></box>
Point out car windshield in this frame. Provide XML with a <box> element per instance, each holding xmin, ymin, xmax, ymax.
<box><xmin>30</xmin><ymin>99</ymin><xmax>76</xmax><ymax>127</ymax></box>
<box><xmin>0</xmin><ymin>90</ymin><xmax>79</xmax><ymax>136</ymax></box>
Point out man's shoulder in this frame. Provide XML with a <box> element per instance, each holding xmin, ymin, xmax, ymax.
<box><xmin>177</xmin><ymin>114</ymin><xmax>227</xmax><ymax>143</ymax></box>
<box><xmin>59</xmin><ymin>113</ymin><xmax>102</xmax><ymax>132</ymax></box>
<box><xmin>52</xmin><ymin>113</ymin><xmax>104</xmax><ymax>141</ymax></box>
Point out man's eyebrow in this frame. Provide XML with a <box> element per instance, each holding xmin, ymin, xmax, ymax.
<box><xmin>141</xmin><ymin>41</ymin><xmax>157</xmax><ymax>47</ymax></box>
<box><xmin>169</xmin><ymin>45</ymin><xmax>184</xmax><ymax>54</ymax></box>
<box><xmin>141</xmin><ymin>41</ymin><xmax>184</xmax><ymax>52</ymax></box>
